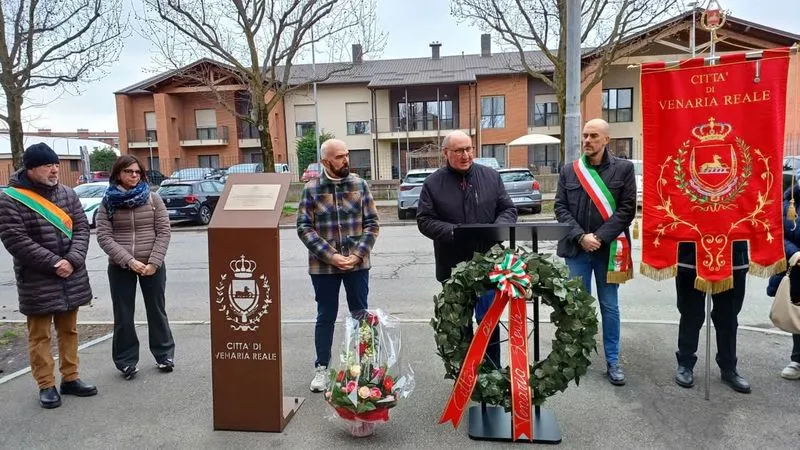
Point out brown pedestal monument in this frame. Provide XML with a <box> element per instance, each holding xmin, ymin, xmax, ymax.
<box><xmin>208</xmin><ymin>173</ymin><xmax>303</xmax><ymax>431</ymax></box>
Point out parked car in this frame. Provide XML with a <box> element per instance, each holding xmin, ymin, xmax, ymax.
<box><xmin>157</xmin><ymin>180</ymin><xmax>224</xmax><ymax>225</ymax></box>
<box><xmin>397</xmin><ymin>168</ymin><xmax>437</xmax><ymax>219</ymax></box>
<box><xmin>76</xmin><ymin>171</ymin><xmax>110</xmax><ymax>185</ymax></box>
<box><xmin>473</xmin><ymin>157</ymin><xmax>501</xmax><ymax>170</ymax></box>
<box><xmin>274</xmin><ymin>163</ymin><xmax>290</xmax><ymax>173</ymax></box>
<box><xmin>161</xmin><ymin>167</ymin><xmax>219</xmax><ymax>185</ymax></box>
<box><xmin>630</xmin><ymin>159</ymin><xmax>643</xmax><ymax>205</ymax></box>
<box><xmin>301</xmin><ymin>163</ymin><xmax>322</xmax><ymax>182</ymax></box>
<box><xmin>498</xmin><ymin>168</ymin><xmax>542</xmax><ymax>214</ymax></box>
<box><xmin>220</xmin><ymin>163</ymin><xmax>263</xmax><ymax>183</ymax></box>
<box><xmin>146</xmin><ymin>169</ymin><xmax>166</xmax><ymax>186</ymax></box>
<box><xmin>73</xmin><ymin>181</ymin><xmax>109</xmax><ymax>227</ymax></box>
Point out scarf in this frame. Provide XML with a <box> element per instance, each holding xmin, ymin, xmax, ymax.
<box><xmin>102</xmin><ymin>181</ymin><xmax>151</xmax><ymax>218</ymax></box>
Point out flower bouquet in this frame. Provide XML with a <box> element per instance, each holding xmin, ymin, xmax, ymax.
<box><xmin>325</xmin><ymin>309</ymin><xmax>414</xmax><ymax>437</ymax></box>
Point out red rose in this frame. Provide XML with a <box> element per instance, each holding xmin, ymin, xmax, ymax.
<box><xmin>336</xmin><ymin>371</ymin><xmax>345</xmax><ymax>382</ymax></box>
<box><xmin>367</xmin><ymin>313</ymin><xmax>379</xmax><ymax>326</ymax></box>
<box><xmin>383</xmin><ymin>376</ymin><xmax>394</xmax><ymax>391</ymax></box>
<box><xmin>359</xmin><ymin>341</ymin><xmax>368</xmax><ymax>356</ymax></box>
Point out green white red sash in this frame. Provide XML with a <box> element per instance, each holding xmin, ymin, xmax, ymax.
<box><xmin>3</xmin><ymin>187</ymin><xmax>73</xmax><ymax>240</ymax></box>
<box><xmin>572</xmin><ymin>155</ymin><xmax>632</xmax><ymax>284</ymax></box>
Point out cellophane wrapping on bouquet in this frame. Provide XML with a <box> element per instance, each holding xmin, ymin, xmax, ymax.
<box><xmin>325</xmin><ymin>309</ymin><xmax>414</xmax><ymax>437</ymax></box>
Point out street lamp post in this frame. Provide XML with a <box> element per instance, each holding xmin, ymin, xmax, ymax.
<box><xmin>564</xmin><ymin>0</ymin><xmax>582</xmax><ymax>164</ymax></box>
<box><xmin>147</xmin><ymin>135</ymin><xmax>154</xmax><ymax>174</ymax></box>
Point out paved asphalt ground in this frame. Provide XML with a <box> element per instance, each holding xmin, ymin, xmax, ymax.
<box><xmin>1</xmin><ymin>195</ymin><xmax>799</xmax><ymax>448</ymax></box>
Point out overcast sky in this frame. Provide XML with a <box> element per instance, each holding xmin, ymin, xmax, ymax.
<box><xmin>16</xmin><ymin>0</ymin><xmax>800</xmax><ymax>134</ymax></box>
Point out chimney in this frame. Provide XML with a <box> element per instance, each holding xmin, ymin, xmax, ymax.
<box><xmin>430</xmin><ymin>42</ymin><xmax>441</xmax><ymax>60</ymax></box>
<box><xmin>481</xmin><ymin>33</ymin><xmax>491</xmax><ymax>57</ymax></box>
<box><xmin>352</xmin><ymin>44</ymin><xmax>363</xmax><ymax>64</ymax></box>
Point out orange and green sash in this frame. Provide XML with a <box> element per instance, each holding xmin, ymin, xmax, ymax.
<box><xmin>573</xmin><ymin>155</ymin><xmax>632</xmax><ymax>284</ymax></box>
<box><xmin>3</xmin><ymin>187</ymin><xmax>73</xmax><ymax>240</ymax></box>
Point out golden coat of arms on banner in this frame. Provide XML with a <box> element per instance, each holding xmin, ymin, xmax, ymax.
<box><xmin>215</xmin><ymin>255</ymin><xmax>272</xmax><ymax>331</ymax></box>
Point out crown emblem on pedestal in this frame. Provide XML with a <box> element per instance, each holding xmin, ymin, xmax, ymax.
<box><xmin>691</xmin><ymin>117</ymin><xmax>732</xmax><ymax>142</ymax></box>
<box><xmin>230</xmin><ymin>255</ymin><xmax>257</xmax><ymax>279</ymax></box>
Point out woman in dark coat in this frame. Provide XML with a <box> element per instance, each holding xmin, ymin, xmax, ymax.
<box><xmin>766</xmin><ymin>184</ymin><xmax>800</xmax><ymax>380</ymax></box>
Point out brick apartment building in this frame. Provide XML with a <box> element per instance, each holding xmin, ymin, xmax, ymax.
<box><xmin>114</xmin><ymin>9</ymin><xmax>799</xmax><ymax>181</ymax></box>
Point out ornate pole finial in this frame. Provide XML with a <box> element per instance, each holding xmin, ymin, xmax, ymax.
<box><xmin>700</xmin><ymin>0</ymin><xmax>727</xmax><ymax>32</ymax></box>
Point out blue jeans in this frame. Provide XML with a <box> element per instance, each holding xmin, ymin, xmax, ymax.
<box><xmin>310</xmin><ymin>269</ymin><xmax>369</xmax><ymax>367</ymax></box>
<box><xmin>566</xmin><ymin>251</ymin><xmax>620</xmax><ymax>365</ymax></box>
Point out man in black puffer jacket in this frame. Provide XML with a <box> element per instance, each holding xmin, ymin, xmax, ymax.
<box><xmin>417</xmin><ymin>130</ymin><xmax>517</xmax><ymax>367</ymax></box>
<box><xmin>0</xmin><ymin>143</ymin><xmax>97</xmax><ymax>409</ymax></box>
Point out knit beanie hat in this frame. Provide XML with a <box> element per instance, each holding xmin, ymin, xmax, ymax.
<box><xmin>23</xmin><ymin>143</ymin><xmax>60</xmax><ymax>169</ymax></box>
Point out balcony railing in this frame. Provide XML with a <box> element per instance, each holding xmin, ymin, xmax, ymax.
<box><xmin>179</xmin><ymin>126</ymin><xmax>229</xmax><ymax>146</ymax></box>
<box><xmin>373</xmin><ymin>116</ymin><xmax>457</xmax><ymax>134</ymax></box>
<box><xmin>127</xmin><ymin>129</ymin><xmax>158</xmax><ymax>148</ymax></box>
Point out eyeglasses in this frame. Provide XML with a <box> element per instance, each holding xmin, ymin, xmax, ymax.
<box><xmin>448</xmin><ymin>146</ymin><xmax>474</xmax><ymax>156</ymax></box>
<box><xmin>122</xmin><ymin>169</ymin><xmax>141</xmax><ymax>176</ymax></box>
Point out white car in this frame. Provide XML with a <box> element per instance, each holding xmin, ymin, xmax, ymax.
<box><xmin>73</xmin><ymin>181</ymin><xmax>109</xmax><ymax>227</ymax></box>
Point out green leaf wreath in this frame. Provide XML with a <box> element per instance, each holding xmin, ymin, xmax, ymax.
<box><xmin>431</xmin><ymin>245</ymin><xmax>598</xmax><ymax>408</ymax></box>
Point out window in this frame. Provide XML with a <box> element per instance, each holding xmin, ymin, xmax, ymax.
<box><xmin>347</xmin><ymin>121</ymin><xmax>371</xmax><ymax>135</ymax></box>
<box><xmin>296</xmin><ymin>122</ymin><xmax>316</xmax><ymax>137</ymax></box>
<box><xmin>608</xmin><ymin>138</ymin><xmax>633</xmax><ymax>159</ymax></box>
<box><xmin>481</xmin><ymin>96</ymin><xmax>505</xmax><ymax>129</ymax></box>
<box><xmin>602</xmin><ymin>88</ymin><xmax>633</xmax><ymax>123</ymax></box>
<box><xmin>481</xmin><ymin>144</ymin><xmax>506</xmax><ymax>168</ymax></box>
<box><xmin>198</xmin><ymin>154</ymin><xmax>220</xmax><ymax>169</ymax></box>
<box><xmin>528</xmin><ymin>143</ymin><xmax>560</xmax><ymax>173</ymax></box>
<box><xmin>195</xmin><ymin>109</ymin><xmax>217</xmax><ymax>139</ymax></box>
<box><xmin>533</xmin><ymin>102</ymin><xmax>559</xmax><ymax>127</ymax></box>
<box><xmin>397</xmin><ymin>100</ymin><xmax>454</xmax><ymax>131</ymax></box>
<box><xmin>69</xmin><ymin>160</ymin><xmax>79</xmax><ymax>171</ymax></box>
<box><xmin>346</xmin><ymin>102</ymin><xmax>371</xmax><ymax>135</ymax></box>
<box><xmin>146</xmin><ymin>156</ymin><xmax>160</xmax><ymax>172</ymax></box>
<box><xmin>144</xmin><ymin>112</ymin><xmax>157</xmax><ymax>141</ymax></box>
<box><xmin>348</xmin><ymin>149</ymin><xmax>371</xmax><ymax>180</ymax></box>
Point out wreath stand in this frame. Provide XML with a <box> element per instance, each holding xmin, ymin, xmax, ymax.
<box><xmin>454</xmin><ymin>223</ymin><xmax>571</xmax><ymax>444</ymax></box>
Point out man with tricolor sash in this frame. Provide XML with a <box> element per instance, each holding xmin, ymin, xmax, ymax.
<box><xmin>0</xmin><ymin>143</ymin><xmax>97</xmax><ymax>409</ymax></box>
<box><xmin>554</xmin><ymin>118</ymin><xmax>636</xmax><ymax>386</ymax></box>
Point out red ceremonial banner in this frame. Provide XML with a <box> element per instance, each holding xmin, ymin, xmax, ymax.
<box><xmin>640</xmin><ymin>48</ymin><xmax>792</xmax><ymax>292</ymax></box>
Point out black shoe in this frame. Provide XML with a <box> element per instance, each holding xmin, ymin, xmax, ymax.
<box><xmin>675</xmin><ymin>366</ymin><xmax>694</xmax><ymax>388</ymax></box>
<box><xmin>721</xmin><ymin>371</ymin><xmax>751</xmax><ymax>394</ymax></box>
<box><xmin>39</xmin><ymin>386</ymin><xmax>62</xmax><ymax>409</ymax></box>
<box><xmin>60</xmin><ymin>379</ymin><xmax>98</xmax><ymax>397</ymax></box>
<box><xmin>157</xmin><ymin>358</ymin><xmax>174</xmax><ymax>373</ymax></box>
<box><xmin>121</xmin><ymin>365</ymin><xmax>138</xmax><ymax>380</ymax></box>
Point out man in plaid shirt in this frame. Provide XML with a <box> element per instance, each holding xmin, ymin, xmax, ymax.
<box><xmin>297</xmin><ymin>138</ymin><xmax>380</xmax><ymax>392</ymax></box>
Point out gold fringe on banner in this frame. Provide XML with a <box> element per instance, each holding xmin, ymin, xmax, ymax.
<box><xmin>749</xmin><ymin>259</ymin><xmax>788</xmax><ymax>278</ymax></box>
<box><xmin>607</xmin><ymin>268</ymin><xmax>634</xmax><ymax>284</ymax></box>
<box><xmin>639</xmin><ymin>263</ymin><xmax>677</xmax><ymax>281</ymax></box>
<box><xmin>694</xmin><ymin>276</ymin><xmax>734</xmax><ymax>294</ymax></box>
<box><xmin>632</xmin><ymin>219</ymin><xmax>640</xmax><ymax>240</ymax></box>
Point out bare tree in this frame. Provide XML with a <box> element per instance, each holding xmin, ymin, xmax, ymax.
<box><xmin>451</xmin><ymin>0</ymin><xmax>682</xmax><ymax>162</ymax></box>
<box><xmin>0</xmin><ymin>0</ymin><xmax>125</xmax><ymax>169</ymax></box>
<box><xmin>137</xmin><ymin>0</ymin><xmax>386</xmax><ymax>172</ymax></box>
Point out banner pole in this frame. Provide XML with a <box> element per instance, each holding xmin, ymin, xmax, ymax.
<box><xmin>704</xmin><ymin>290</ymin><xmax>712</xmax><ymax>400</ymax></box>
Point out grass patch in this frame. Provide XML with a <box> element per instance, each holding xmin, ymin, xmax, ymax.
<box><xmin>541</xmin><ymin>200</ymin><xmax>555</xmax><ymax>215</ymax></box>
<box><xmin>282</xmin><ymin>204</ymin><xmax>298</xmax><ymax>215</ymax></box>
<box><xmin>0</xmin><ymin>327</ymin><xmax>21</xmax><ymax>346</ymax></box>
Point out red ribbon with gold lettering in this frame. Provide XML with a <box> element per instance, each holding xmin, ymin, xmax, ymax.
<box><xmin>439</xmin><ymin>254</ymin><xmax>533</xmax><ymax>441</ymax></box>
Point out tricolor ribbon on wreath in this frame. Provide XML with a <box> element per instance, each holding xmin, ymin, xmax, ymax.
<box><xmin>438</xmin><ymin>252</ymin><xmax>534</xmax><ymax>441</ymax></box>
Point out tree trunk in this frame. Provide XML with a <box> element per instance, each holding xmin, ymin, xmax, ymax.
<box><xmin>259</xmin><ymin>111</ymin><xmax>275</xmax><ymax>173</ymax></box>
<box><xmin>5</xmin><ymin>92</ymin><xmax>24</xmax><ymax>171</ymax></box>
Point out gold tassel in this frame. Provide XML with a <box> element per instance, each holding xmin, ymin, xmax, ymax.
<box><xmin>694</xmin><ymin>276</ymin><xmax>734</xmax><ymax>294</ymax></box>
<box><xmin>749</xmin><ymin>259</ymin><xmax>788</xmax><ymax>278</ymax></box>
<box><xmin>788</xmin><ymin>198</ymin><xmax>798</xmax><ymax>222</ymax></box>
<box><xmin>632</xmin><ymin>219</ymin><xmax>640</xmax><ymax>240</ymax></box>
<box><xmin>606</xmin><ymin>268</ymin><xmax>634</xmax><ymax>284</ymax></box>
<box><xmin>639</xmin><ymin>263</ymin><xmax>678</xmax><ymax>281</ymax></box>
